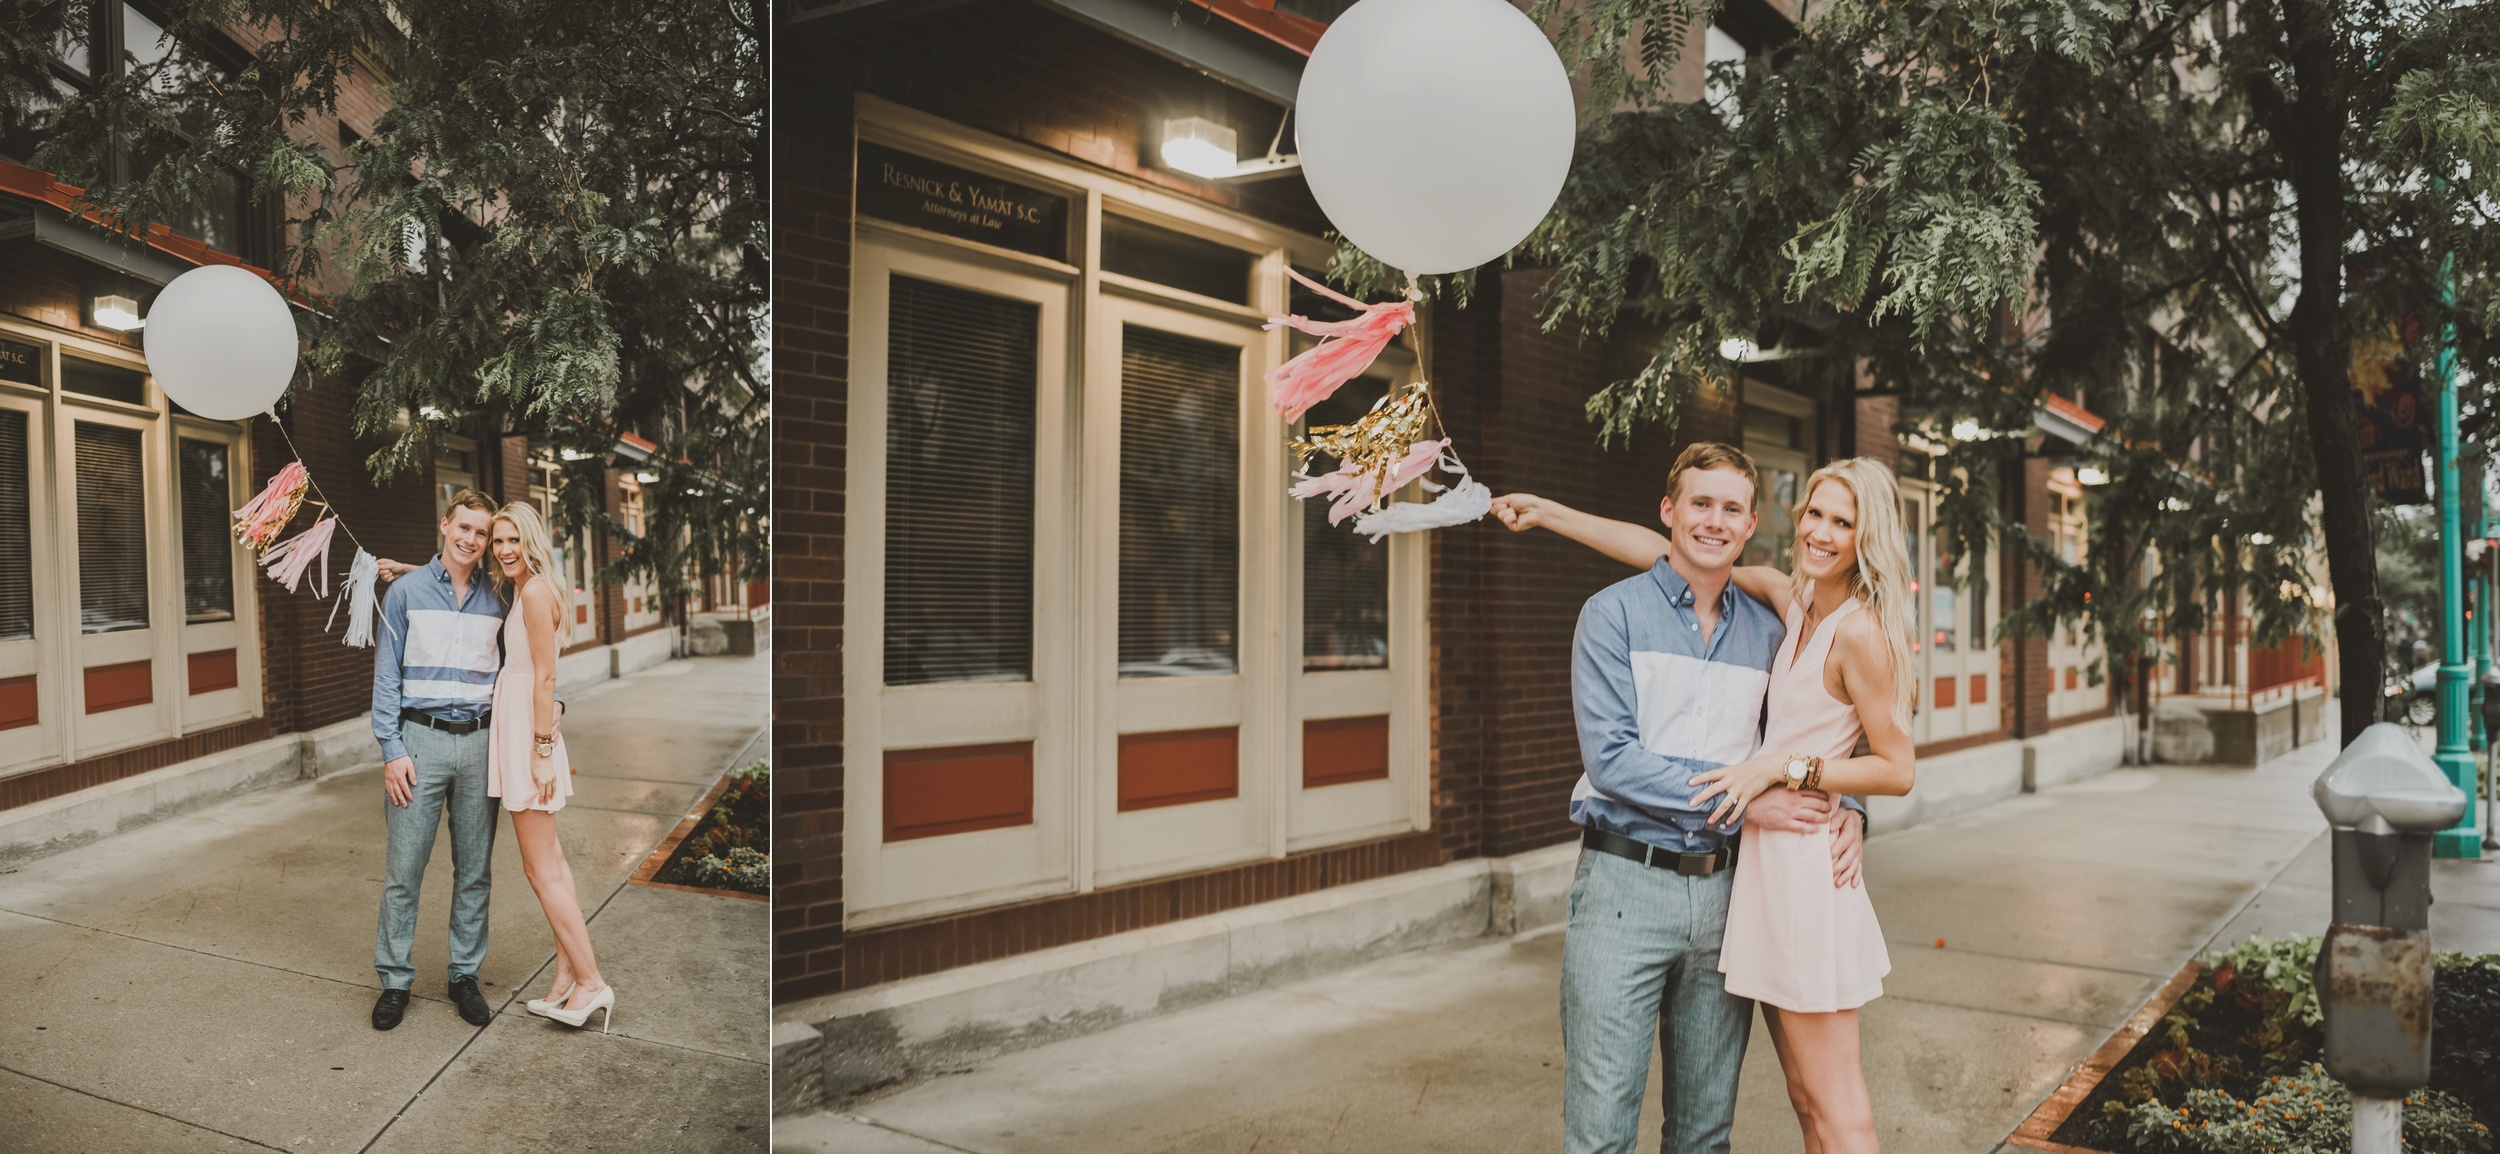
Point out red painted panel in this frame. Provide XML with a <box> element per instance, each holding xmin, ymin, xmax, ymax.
<box><xmin>1968</xmin><ymin>674</ymin><xmax>1987</xmax><ymax>706</ymax></box>
<box><xmin>187</xmin><ymin>648</ymin><xmax>238</xmax><ymax>694</ymax></box>
<box><xmin>884</xmin><ymin>742</ymin><xmax>1035</xmax><ymax>842</ymax></box>
<box><xmin>2065</xmin><ymin>667</ymin><xmax>2080</xmax><ymax>691</ymax></box>
<box><xmin>0</xmin><ymin>675</ymin><xmax>34</xmax><ymax>731</ymax></box>
<box><xmin>84</xmin><ymin>660</ymin><xmax>152</xmax><ymax>714</ymax></box>
<box><xmin>1118</xmin><ymin>727</ymin><xmax>1239</xmax><ymax>811</ymax></box>
<box><xmin>1932</xmin><ymin>675</ymin><xmax>1957</xmax><ymax>710</ymax></box>
<box><xmin>1303</xmin><ymin>715</ymin><xmax>1390</xmax><ymax>790</ymax></box>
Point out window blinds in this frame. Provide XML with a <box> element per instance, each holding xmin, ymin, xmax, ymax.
<box><xmin>0</xmin><ymin>410</ymin><xmax>28</xmax><ymax>641</ymax></box>
<box><xmin>179</xmin><ymin>439</ymin><xmax>233</xmax><ymax>623</ymax></box>
<box><xmin>1118</xmin><ymin>325</ymin><xmax>1239</xmax><ymax>678</ymax></box>
<box><xmin>883</xmin><ymin>275</ymin><xmax>1039</xmax><ymax>687</ymax></box>
<box><xmin>75</xmin><ymin>422</ymin><xmax>147</xmax><ymax>634</ymax></box>
<box><xmin>1300</xmin><ymin>381</ymin><xmax>1388</xmax><ymax>670</ymax></box>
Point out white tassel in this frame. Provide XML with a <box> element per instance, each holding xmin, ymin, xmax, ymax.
<box><xmin>1349</xmin><ymin>452</ymin><xmax>1493</xmax><ymax>542</ymax></box>
<box><xmin>334</xmin><ymin>549</ymin><xmax>380</xmax><ymax>647</ymax></box>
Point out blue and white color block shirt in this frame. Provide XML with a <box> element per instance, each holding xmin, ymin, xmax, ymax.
<box><xmin>372</xmin><ymin>556</ymin><xmax>507</xmax><ymax>764</ymax></box>
<box><xmin>1570</xmin><ymin>558</ymin><xmax>1788</xmax><ymax>855</ymax></box>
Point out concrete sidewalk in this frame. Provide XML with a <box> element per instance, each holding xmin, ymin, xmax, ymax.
<box><xmin>778</xmin><ymin>726</ymin><xmax>2500</xmax><ymax>1154</ymax></box>
<box><xmin>0</xmin><ymin>652</ymin><xmax>769</xmax><ymax>1154</ymax></box>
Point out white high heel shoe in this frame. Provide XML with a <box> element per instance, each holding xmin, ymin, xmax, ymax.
<box><xmin>544</xmin><ymin>983</ymin><xmax>615</xmax><ymax>1033</ymax></box>
<box><xmin>524</xmin><ymin>979</ymin><xmax>575</xmax><ymax>1018</ymax></box>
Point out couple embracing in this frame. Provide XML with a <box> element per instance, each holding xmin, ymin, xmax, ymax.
<box><xmin>364</xmin><ymin>489</ymin><xmax>616</xmax><ymax>1034</ymax></box>
<box><xmin>1496</xmin><ymin>442</ymin><xmax>1918</xmax><ymax>1154</ymax></box>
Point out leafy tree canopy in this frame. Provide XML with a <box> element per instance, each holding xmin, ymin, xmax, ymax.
<box><xmin>1334</xmin><ymin>0</ymin><xmax>2500</xmax><ymax>734</ymax></box>
<box><xmin>1</xmin><ymin>0</ymin><xmax>766</xmax><ymax>608</ymax></box>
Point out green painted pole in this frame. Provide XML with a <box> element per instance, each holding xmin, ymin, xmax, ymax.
<box><xmin>2436</xmin><ymin>249</ymin><xmax>2482</xmax><ymax>858</ymax></box>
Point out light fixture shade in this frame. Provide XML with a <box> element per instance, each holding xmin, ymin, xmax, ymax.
<box><xmin>1950</xmin><ymin>420</ymin><xmax>1983</xmax><ymax>441</ymax></box>
<box><xmin>1160</xmin><ymin>116</ymin><xmax>1239</xmax><ymax>179</ymax></box>
<box><xmin>634</xmin><ymin>470</ymin><xmax>659</xmax><ymax>484</ymax></box>
<box><xmin>2076</xmin><ymin>466</ymin><xmax>2109</xmax><ymax>486</ymax></box>
<box><xmin>93</xmin><ymin>293</ymin><xmax>144</xmax><ymax>331</ymax></box>
<box><xmin>1718</xmin><ymin>337</ymin><xmax>1757</xmax><ymax>362</ymax></box>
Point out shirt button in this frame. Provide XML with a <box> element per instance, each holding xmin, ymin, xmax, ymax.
<box><xmin>1689</xmin><ymin>623</ymin><xmax>1698</xmax><ymax>630</ymax></box>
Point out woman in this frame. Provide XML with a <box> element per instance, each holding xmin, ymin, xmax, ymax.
<box><xmin>483</xmin><ymin>502</ymin><xmax>616</xmax><ymax>1033</ymax></box>
<box><xmin>386</xmin><ymin>505</ymin><xmax>616</xmax><ymax>1032</ymax></box>
<box><xmin>1494</xmin><ymin>458</ymin><xmax>1916</xmax><ymax>1154</ymax></box>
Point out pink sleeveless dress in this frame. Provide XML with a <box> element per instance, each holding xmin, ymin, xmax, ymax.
<box><xmin>1718</xmin><ymin>597</ymin><xmax>1890</xmax><ymax>1012</ymax></box>
<box><xmin>487</xmin><ymin>578</ymin><xmax>572</xmax><ymax>814</ymax></box>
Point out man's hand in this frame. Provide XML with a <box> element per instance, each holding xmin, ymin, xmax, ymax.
<box><xmin>1831</xmin><ymin>807</ymin><xmax>1866</xmax><ymax>888</ymax></box>
<box><xmin>1489</xmin><ymin>493</ymin><xmax>1556</xmax><ymax>533</ymax></box>
<box><xmin>383</xmin><ymin>757</ymin><xmax>417</xmax><ymax>807</ymax></box>
<box><xmin>1743</xmin><ymin>787</ymin><xmax>1834</xmax><ymax>834</ymax></box>
<box><xmin>375</xmin><ymin>558</ymin><xmax>417</xmax><ymax>583</ymax></box>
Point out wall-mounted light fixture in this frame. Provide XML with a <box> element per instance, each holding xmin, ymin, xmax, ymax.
<box><xmin>1160</xmin><ymin>115</ymin><xmax>1302</xmax><ymax>182</ymax></box>
<box><xmin>634</xmin><ymin>470</ymin><xmax>659</xmax><ymax>484</ymax></box>
<box><xmin>92</xmin><ymin>293</ymin><xmax>144</xmax><ymax>331</ymax></box>
<box><xmin>2076</xmin><ymin>466</ymin><xmax>2109</xmax><ymax>486</ymax></box>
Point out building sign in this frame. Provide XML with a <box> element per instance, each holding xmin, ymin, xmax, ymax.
<box><xmin>0</xmin><ymin>338</ymin><xmax>37</xmax><ymax>388</ymax></box>
<box><xmin>859</xmin><ymin>142</ymin><xmax>1068</xmax><ymax>262</ymax></box>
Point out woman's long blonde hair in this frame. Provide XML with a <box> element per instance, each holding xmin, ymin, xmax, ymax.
<box><xmin>490</xmin><ymin>501</ymin><xmax>567</xmax><ymax>629</ymax></box>
<box><xmin>1788</xmin><ymin>458</ymin><xmax>1917</xmax><ymax>725</ymax></box>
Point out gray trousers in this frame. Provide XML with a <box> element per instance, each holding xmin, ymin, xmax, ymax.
<box><xmin>373</xmin><ymin>722</ymin><xmax>497</xmax><ymax>990</ymax></box>
<box><xmin>1560</xmin><ymin>847</ymin><xmax>1754</xmax><ymax>1154</ymax></box>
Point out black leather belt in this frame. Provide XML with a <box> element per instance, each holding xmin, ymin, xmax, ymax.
<box><xmin>401</xmin><ymin>708</ymin><xmax>490</xmax><ymax>737</ymax></box>
<box><xmin>1583</xmin><ymin>827</ymin><xmax>1736</xmax><ymax>877</ymax></box>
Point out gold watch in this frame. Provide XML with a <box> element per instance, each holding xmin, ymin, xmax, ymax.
<box><xmin>1782</xmin><ymin>754</ymin><xmax>1821</xmax><ymax>791</ymax></box>
<box><xmin>534</xmin><ymin>733</ymin><xmax>555</xmax><ymax>759</ymax></box>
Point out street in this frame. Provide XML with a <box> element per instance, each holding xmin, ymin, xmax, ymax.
<box><xmin>780</xmin><ymin>725</ymin><xmax>2500</xmax><ymax>1154</ymax></box>
<box><xmin>0</xmin><ymin>651</ymin><xmax>769</xmax><ymax>1153</ymax></box>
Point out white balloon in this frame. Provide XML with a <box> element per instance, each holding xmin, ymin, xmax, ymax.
<box><xmin>143</xmin><ymin>264</ymin><xmax>300</xmax><ymax>421</ymax></box>
<box><xmin>1295</xmin><ymin>0</ymin><xmax>1577</xmax><ymax>276</ymax></box>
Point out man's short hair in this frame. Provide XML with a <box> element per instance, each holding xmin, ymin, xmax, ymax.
<box><xmin>1665</xmin><ymin>442</ymin><xmax>1761</xmax><ymax>507</ymax></box>
<box><xmin>442</xmin><ymin>488</ymin><xmax>498</xmax><ymax>519</ymax></box>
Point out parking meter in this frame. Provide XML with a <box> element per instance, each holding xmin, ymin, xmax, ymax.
<box><xmin>2312</xmin><ymin>723</ymin><xmax>2467</xmax><ymax>1101</ymax></box>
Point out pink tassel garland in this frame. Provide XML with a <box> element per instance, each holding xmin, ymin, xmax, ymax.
<box><xmin>1290</xmin><ymin>438</ymin><xmax>1448</xmax><ymax>525</ymax></box>
<box><xmin>233</xmin><ymin>461</ymin><xmax>310</xmax><ymax>552</ymax></box>
<box><xmin>261</xmin><ymin>515</ymin><xmax>338</xmax><ymax>597</ymax></box>
<box><xmin>1263</xmin><ymin>268</ymin><xmax>1414</xmax><ymax>422</ymax></box>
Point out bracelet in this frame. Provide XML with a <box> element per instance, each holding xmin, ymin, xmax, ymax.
<box><xmin>1802</xmin><ymin>755</ymin><xmax>1824</xmax><ymax>792</ymax></box>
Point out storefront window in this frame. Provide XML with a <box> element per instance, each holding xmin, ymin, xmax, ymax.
<box><xmin>75</xmin><ymin>422</ymin><xmax>147</xmax><ymax>634</ymax></box>
<box><xmin>0</xmin><ymin>410</ymin><xmax>29</xmax><ymax>641</ymax></box>
<box><xmin>1117</xmin><ymin>325</ymin><xmax>1239</xmax><ymax>677</ymax></box>
<box><xmin>883</xmin><ymin>274</ymin><xmax>1038</xmax><ymax>687</ymax></box>
<box><xmin>1103</xmin><ymin>216</ymin><xmax>1254</xmax><ymax>304</ymax></box>
<box><xmin>178</xmin><ymin>438</ymin><xmax>232</xmax><ymax>623</ymax></box>
<box><xmin>1301</xmin><ymin>382</ymin><xmax>1389</xmax><ymax>671</ymax></box>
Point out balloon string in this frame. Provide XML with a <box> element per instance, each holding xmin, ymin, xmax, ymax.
<box><xmin>1398</xmin><ymin>272</ymin><xmax>1449</xmax><ymax>446</ymax></box>
<box><xmin>264</xmin><ymin>409</ymin><xmax>367</xmax><ymax>552</ymax></box>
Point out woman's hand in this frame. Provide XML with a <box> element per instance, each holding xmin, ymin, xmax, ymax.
<box><xmin>1689</xmin><ymin>752</ymin><xmax>1791</xmax><ymax>827</ymax></box>
<box><xmin>375</xmin><ymin>558</ymin><xmax>417</xmax><ymax>583</ymax></box>
<box><xmin>532</xmin><ymin>755</ymin><xmax>558</xmax><ymax>806</ymax></box>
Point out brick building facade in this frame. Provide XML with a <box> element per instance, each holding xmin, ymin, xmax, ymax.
<box><xmin>771</xmin><ymin>0</ymin><xmax>2212</xmax><ymax>1008</ymax></box>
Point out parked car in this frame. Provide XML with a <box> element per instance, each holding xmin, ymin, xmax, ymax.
<box><xmin>2384</xmin><ymin>661</ymin><xmax>2500</xmax><ymax>727</ymax></box>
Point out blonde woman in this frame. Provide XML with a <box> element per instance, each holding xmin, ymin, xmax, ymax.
<box><xmin>1496</xmin><ymin>458</ymin><xmax>1916</xmax><ymax>1154</ymax></box>
<box><xmin>476</xmin><ymin>501</ymin><xmax>615</xmax><ymax>1033</ymax></box>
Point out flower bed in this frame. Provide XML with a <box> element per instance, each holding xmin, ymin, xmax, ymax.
<box><xmin>646</xmin><ymin>760</ymin><xmax>769</xmax><ymax>896</ymax></box>
<box><xmin>2032</xmin><ymin>935</ymin><xmax>2499</xmax><ymax>1154</ymax></box>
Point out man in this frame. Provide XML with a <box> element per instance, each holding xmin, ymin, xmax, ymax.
<box><xmin>1558</xmin><ymin>443</ymin><xmax>1866</xmax><ymax>1154</ymax></box>
<box><xmin>369</xmin><ymin>489</ymin><xmax>506</xmax><ymax>1031</ymax></box>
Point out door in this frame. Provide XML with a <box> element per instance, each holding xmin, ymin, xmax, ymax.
<box><xmin>62</xmin><ymin>401</ymin><xmax>173</xmax><ymax>756</ymax></box>
<box><xmin>1088</xmin><ymin>292</ymin><xmax>1270</xmax><ymax>884</ymax></box>
<box><xmin>0</xmin><ymin>391</ymin><xmax>58</xmax><ymax>771</ymax></box>
<box><xmin>846</xmin><ymin>239</ymin><xmax>1076</xmax><ymax>925</ymax></box>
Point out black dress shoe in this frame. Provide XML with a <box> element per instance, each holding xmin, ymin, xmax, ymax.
<box><xmin>448</xmin><ymin>975</ymin><xmax>492</xmax><ymax>1025</ymax></box>
<box><xmin>372</xmin><ymin>988</ymin><xmax>410</xmax><ymax>1031</ymax></box>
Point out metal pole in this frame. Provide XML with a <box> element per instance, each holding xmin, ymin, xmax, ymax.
<box><xmin>2354</xmin><ymin>1094</ymin><xmax>2402</xmax><ymax>1154</ymax></box>
<box><xmin>2436</xmin><ymin>250</ymin><xmax>2482</xmax><ymax>858</ymax></box>
<box><xmin>2487</xmin><ymin>533</ymin><xmax>2499</xmax><ymax>853</ymax></box>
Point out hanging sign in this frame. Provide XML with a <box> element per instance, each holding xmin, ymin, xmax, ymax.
<box><xmin>0</xmin><ymin>338</ymin><xmax>38</xmax><ymax>388</ymax></box>
<box><xmin>2351</xmin><ymin>311</ymin><xmax>2430</xmax><ymax>506</ymax></box>
<box><xmin>858</xmin><ymin>143</ymin><xmax>1068</xmax><ymax>262</ymax></box>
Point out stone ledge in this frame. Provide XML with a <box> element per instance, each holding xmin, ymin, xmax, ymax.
<box><xmin>772</xmin><ymin>841</ymin><xmax>1595</xmax><ymax>1116</ymax></box>
<box><xmin>1867</xmin><ymin>738</ymin><xmax>2026</xmax><ymax>833</ymax></box>
<box><xmin>2025</xmin><ymin>716</ymin><xmax>2129</xmax><ymax>791</ymax></box>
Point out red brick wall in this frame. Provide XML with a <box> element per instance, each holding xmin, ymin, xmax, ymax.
<box><xmin>772</xmin><ymin>57</ymin><xmax>855</xmax><ymax>1004</ymax></box>
<box><xmin>2005</xmin><ymin>457</ymin><xmax>2053</xmax><ymax>738</ymax></box>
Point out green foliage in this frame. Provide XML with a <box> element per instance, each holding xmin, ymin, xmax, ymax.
<box><xmin>0</xmin><ymin>0</ymin><xmax>766</xmax><ymax>606</ymax></box>
<box><xmin>2209</xmin><ymin>934</ymin><xmax>2324</xmax><ymax>1027</ymax></box>
<box><xmin>1513</xmin><ymin>0</ymin><xmax>2500</xmax><ymax>707</ymax></box>
<box><xmin>2433</xmin><ymin>951</ymin><xmax>2500</xmax><ymax>1132</ymax></box>
<box><xmin>2120</xmin><ymin>1065</ymin><xmax>2491</xmax><ymax>1154</ymax></box>
<box><xmin>657</xmin><ymin>760</ymin><xmax>768</xmax><ymax>895</ymax></box>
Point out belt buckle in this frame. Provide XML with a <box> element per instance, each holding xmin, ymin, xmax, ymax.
<box><xmin>1674</xmin><ymin>849</ymin><xmax>1718</xmax><ymax>877</ymax></box>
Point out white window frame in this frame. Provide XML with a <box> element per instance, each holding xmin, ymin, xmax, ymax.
<box><xmin>0</xmin><ymin>316</ymin><xmax>266</xmax><ymax>777</ymax></box>
<box><xmin>842</xmin><ymin>96</ymin><xmax>1431</xmax><ymax>929</ymax></box>
<box><xmin>1899</xmin><ymin>474</ymin><xmax>2002</xmax><ymax>744</ymax></box>
<box><xmin>2045</xmin><ymin>476</ymin><xmax>2102</xmax><ymax>719</ymax></box>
